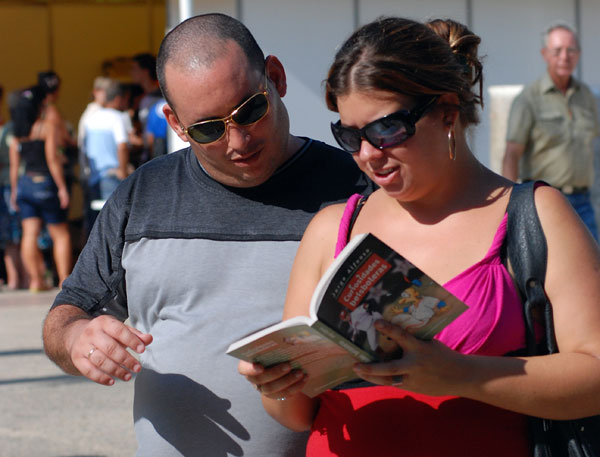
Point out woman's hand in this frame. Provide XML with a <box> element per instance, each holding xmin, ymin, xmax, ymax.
<box><xmin>9</xmin><ymin>189</ymin><xmax>18</xmax><ymax>212</ymax></box>
<box><xmin>57</xmin><ymin>187</ymin><xmax>69</xmax><ymax>209</ymax></box>
<box><xmin>353</xmin><ymin>320</ymin><xmax>470</xmax><ymax>397</ymax></box>
<box><xmin>238</xmin><ymin>360</ymin><xmax>307</xmax><ymax>400</ymax></box>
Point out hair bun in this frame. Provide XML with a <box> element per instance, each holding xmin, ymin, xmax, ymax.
<box><xmin>426</xmin><ymin>19</ymin><xmax>483</xmax><ymax>106</ymax></box>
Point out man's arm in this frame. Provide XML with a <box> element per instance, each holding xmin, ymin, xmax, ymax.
<box><xmin>8</xmin><ymin>137</ymin><xmax>20</xmax><ymax>211</ymax></box>
<box><xmin>43</xmin><ymin>169</ymin><xmax>151</xmax><ymax>385</ymax></box>
<box><xmin>501</xmin><ymin>141</ymin><xmax>525</xmax><ymax>181</ymax></box>
<box><xmin>502</xmin><ymin>88</ymin><xmax>531</xmax><ymax>182</ymax></box>
<box><xmin>43</xmin><ymin>304</ymin><xmax>152</xmax><ymax>385</ymax></box>
<box><xmin>116</xmin><ymin>141</ymin><xmax>129</xmax><ymax>180</ymax></box>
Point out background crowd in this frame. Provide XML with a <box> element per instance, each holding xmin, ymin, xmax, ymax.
<box><xmin>0</xmin><ymin>53</ymin><xmax>167</xmax><ymax>293</ymax></box>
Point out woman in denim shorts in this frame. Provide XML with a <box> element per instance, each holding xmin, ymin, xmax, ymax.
<box><xmin>9</xmin><ymin>85</ymin><xmax>72</xmax><ymax>290</ymax></box>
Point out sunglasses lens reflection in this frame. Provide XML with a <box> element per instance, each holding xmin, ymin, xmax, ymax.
<box><xmin>233</xmin><ymin>93</ymin><xmax>269</xmax><ymax>125</ymax></box>
<box><xmin>188</xmin><ymin>122</ymin><xmax>226</xmax><ymax>143</ymax></box>
<box><xmin>331</xmin><ymin>123</ymin><xmax>360</xmax><ymax>153</ymax></box>
<box><xmin>366</xmin><ymin>119</ymin><xmax>410</xmax><ymax>149</ymax></box>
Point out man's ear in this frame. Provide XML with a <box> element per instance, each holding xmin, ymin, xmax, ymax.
<box><xmin>163</xmin><ymin>103</ymin><xmax>190</xmax><ymax>144</ymax></box>
<box><xmin>540</xmin><ymin>47</ymin><xmax>551</xmax><ymax>65</ymax></box>
<box><xmin>265</xmin><ymin>55</ymin><xmax>287</xmax><ymax>98</ymax></box>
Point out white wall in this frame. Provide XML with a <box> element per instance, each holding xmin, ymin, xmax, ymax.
<box><xmin>359</xmin><ymin>0</ymin><xmax>467</xmax><ymax>24</ymax></box>
<box><xmin>580</xmin><ymin>0</ymin><xmax>600</xmax><ymax>83</ymax></box>
<box><xmin>243</xmin><ymin>0</ymin><xmax>355</xmax><ymax>143</ymax></box>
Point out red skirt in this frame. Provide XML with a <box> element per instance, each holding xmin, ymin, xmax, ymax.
<box><xmin>307</xmin><ymin>386</ymin><xmax>530</xmax><ymax>457</ymax></box>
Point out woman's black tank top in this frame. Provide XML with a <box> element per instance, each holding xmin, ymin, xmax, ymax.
<box><xmin>20</xmin><ymin>140</ymin><xmax>50</xmax><ymax>174</ymax></box>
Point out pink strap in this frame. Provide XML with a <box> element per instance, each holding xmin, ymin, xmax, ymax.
<box><xmin>335</xmin><ymin>194</ymin><xmax>363</xmax><ymax>258</ymax></box>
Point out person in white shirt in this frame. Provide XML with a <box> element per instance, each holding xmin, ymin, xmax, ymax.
<box><xmin>81</xmin><ymin>79</ymin><xmax>130</xmax><ymax>231</ymax></box>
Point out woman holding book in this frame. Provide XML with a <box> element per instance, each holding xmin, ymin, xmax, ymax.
<box><xmin>239</xmin><ymin>17</ymin><xmax>600</xmax><ymax>456</ymax></box>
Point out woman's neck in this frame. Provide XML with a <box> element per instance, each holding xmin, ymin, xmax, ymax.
<box><xmin>396</xmin><ymin>145</ymin><xmax>509</xmax><ymax>225</ymax></box>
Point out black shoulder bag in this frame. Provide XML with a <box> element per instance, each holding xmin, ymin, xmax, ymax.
<box><xmin>506</xmin><ymin>181</ymin><xmax>600</xmax><ymax>457</ymax></box>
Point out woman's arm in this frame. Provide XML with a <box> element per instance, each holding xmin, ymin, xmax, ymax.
<box><xmin>8</xmin><ymin>137</ymin><xmax>20</xmax><ymax>210</ymax></box>
<box><xmin>239</xmin><ymin>203</ymin><xmax>345</xmax><ymax>431</ymax></box>
<box><xmin>355</xmin><ymin>186</ymin><xmax>600</xmax><ymax>419</ymax></box>
<box><xmin>44</xmin><ymin>121</ymin><xmax>69</xmax><ymax>209</ymax></box>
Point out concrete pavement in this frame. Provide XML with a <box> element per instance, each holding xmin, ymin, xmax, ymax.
<box><xmin>0</xmin><ymin>288</ymin><xmax>137</xmax><ymax>457</ymax></box>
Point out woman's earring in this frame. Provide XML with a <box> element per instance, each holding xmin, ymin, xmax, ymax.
<box><xmin>448</xmin><ymin>127</ymin><xmax>456</xmax><ymax>161</ymax></box>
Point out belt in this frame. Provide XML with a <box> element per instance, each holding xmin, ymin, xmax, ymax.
<box><xmin>558</xmin><ymin>185</ymin><xmax>588</xmax><ymax>195</ymax></box>
<box><xmin>25</xmin><ymin>171</ymin><xmax>50</xmax><ymax>183</ymax></box>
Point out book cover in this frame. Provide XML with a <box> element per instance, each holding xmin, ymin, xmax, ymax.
<box><xmin>313</xmin><ymin>234</ymin><xmax>467</xmax><ymax>361</ymax></box>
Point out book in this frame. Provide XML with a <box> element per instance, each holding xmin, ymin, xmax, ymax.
<box><xmin>226</xmin><ymin>233</ymin><xmax>468</xmax><ymax>397</ymax></box>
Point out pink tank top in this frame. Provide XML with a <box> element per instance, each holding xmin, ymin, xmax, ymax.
<box><xmin>335</xmin><ymin>194</ymin><xmax>525</xmax><ymax>356</ymax></box>
<box><xmin>307</xmin><ymin>195</ymin><xmax>530</xmax><ymax>457</ymax></box>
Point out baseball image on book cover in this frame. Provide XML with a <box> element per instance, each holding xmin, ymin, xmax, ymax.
<box><xmin>227</xmin><ymin>233</ymin><xmax>468</xmax><ymax>397</ymax></box>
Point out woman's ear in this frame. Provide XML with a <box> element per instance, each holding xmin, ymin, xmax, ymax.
<box><xmin>265</xmin><ymin>55</ymin><xmax>287</xmax><ymax>98</ymax></box>
<box><xmin>437</xmin><ymin>93</ymin><xmax>460</xmax><ymax>128</ymax></box>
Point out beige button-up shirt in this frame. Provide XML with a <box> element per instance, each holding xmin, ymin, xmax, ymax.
<box><xmin>506</xmin><ymin>72</ymin><xmax>599</xmax><ymax>188</ymax></box>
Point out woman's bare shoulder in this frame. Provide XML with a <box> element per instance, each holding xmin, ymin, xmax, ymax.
<box><xmin>299</xmin><ymin>202</ymin><xmax>347</xmax><ymax>250</ymax></box>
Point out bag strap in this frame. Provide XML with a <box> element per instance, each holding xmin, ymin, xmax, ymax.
<box><xmin>505</xmin><ymin>181</ymin><xmax>557</xmax><ymax>355</ymax></box>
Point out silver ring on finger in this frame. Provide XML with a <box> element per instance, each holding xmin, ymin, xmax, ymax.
<box><xmin>276</xmin><ymin>396</ymin><xmax>287</xmax><ymax>401</ymax></box>
<box><xmin>87</xmin><ymin>347</ymin><xmax>97</xmax><ymax>359</ymax></box>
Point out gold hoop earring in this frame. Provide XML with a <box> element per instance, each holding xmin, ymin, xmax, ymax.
<box><xmin>448</xmin><ymin>127</ymin><xmax>456</xmax><ymax>161</ymax></box>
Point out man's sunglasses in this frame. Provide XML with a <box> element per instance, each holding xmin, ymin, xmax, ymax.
<box><xmin>182</xmin><ymin>77</ymin><xmax>269</xmax><ymax>144</ymax></box>
<box><xmin>330</xmin><ymin>95</ymin><xmax>439</xmax><ymax>153</ymax></box>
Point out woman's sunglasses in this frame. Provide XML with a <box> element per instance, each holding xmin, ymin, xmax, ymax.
<box><xmin>330</xmin><ymin>96</ymin><xmax>439</xmax><ymax>153</ymax></box>
<box><xmin>182</xmin><ymin>78</ymin><xmax>269</xmax><ymax>144</ymax></box>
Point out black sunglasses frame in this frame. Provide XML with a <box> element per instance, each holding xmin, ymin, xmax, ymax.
<box><xmin>182</xmin><ymin>75</ymin><xmax>269</xmax><ymax>144</ymax></box>
<box><xmin>330</xmin><ymin>95</ymin><xmax>440</xmax><ymax>153</ymax></box>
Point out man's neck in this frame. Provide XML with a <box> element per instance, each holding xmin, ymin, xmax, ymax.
<box><xmin>549</xmin><ymin>71</ymin><xmax>572</xmax><ymax>94</ymax></box>
<box><xmin>104</xmin><ymin>102</ymin><xmax>120</xmax><ymax>111</ymax></box>
<box><xmin>286</xmin><ymin>135</ymin><xmax>307</xmax><ymax>160</ymax></box>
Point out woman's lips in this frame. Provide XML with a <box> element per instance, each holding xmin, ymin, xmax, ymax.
<box><xmin>371</xmin><ymin>166</ymin><xmax>399</xmax><ymax>185</ymax></box>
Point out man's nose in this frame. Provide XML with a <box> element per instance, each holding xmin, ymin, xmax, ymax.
<box><xmin>225</xmin><ymin>121</ymin><xmax>251</xmax><ymax>150</ymax></box>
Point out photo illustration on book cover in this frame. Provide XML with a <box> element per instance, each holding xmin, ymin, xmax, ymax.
<box><xmin>315</xmin><ymin>234</ymin><xmax>467</xmax><ymax>360</ymax></box>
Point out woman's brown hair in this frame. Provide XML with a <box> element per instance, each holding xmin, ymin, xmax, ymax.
<box><xmin>325</xmin><ymin>17</ymin><xmax>483</xmax><ymax>126</ymax></box>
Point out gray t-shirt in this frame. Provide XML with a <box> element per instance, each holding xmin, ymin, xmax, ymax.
<box><xmin>54</xmin><ymin>139</ymin><xmax>372</xmax><ymax>456</ymax></box>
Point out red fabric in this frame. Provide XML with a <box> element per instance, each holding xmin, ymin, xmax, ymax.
<box><xmin>307</xmin><ymin>387</ymin><xmax>530</xmax><ymax>457</ymax></box>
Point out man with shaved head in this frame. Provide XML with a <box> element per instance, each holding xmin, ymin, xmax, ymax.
<box><xmin>42</xmin><ymin>13</ymin><xmax>371</xmax><ymax>456</ymax></box>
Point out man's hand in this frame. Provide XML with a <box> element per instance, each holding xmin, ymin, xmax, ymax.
<box><xmin>43</xmin><ymin>305</ymin><xmax>153</xmax><ymax>386</ymax></box>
